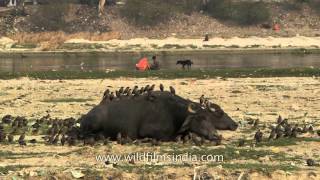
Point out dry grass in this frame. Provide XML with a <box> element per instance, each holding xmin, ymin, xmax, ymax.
<box><xmin>9</xmin><ymin>31</ymin><xmax>121</xmax><ymax>50</ymax></box>
<box><xmin>0</xmin><ymin>78</ymin><xmax>319</xmax><ymax>179</ymax></box>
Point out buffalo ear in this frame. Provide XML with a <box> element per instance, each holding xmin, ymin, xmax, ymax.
<box><xmin>178</xmin><ymin>116</ymin><xmax>194</xmax><ymax>134</ymax></box>
<box><xmin>187</xmin><ymin>103</ymin><xmax>197</xmax><ymax>114</ymax></box>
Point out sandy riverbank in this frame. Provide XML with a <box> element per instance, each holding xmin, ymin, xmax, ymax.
<box><xmin>0</xmin><ymin>36</ymin><xmax>320</xmax><ymax>52</ymax></box>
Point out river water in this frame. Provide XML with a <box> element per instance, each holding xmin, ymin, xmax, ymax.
<box><xmin>0</xmin><ymin>51</ymin><xmax>320</xmax><ymax>72</ymax></box>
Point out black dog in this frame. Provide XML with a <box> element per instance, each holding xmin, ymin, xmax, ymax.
<box><xmin>176</xmin><ymin>60</ymin><xmax>193</xmax><ymax>70</ymax></box>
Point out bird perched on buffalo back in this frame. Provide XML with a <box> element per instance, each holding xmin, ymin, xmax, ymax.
<box><xmin>254</xmin><ymin>129</ymin><xmax>263</xmax><ymax>143</ymax></box>
<box><xmin>169</xmin><ymin>86</ymin><xmax>175</xmax><ymax>95</ymax></box>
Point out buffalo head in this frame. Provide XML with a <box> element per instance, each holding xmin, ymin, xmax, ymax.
<box><xmin>204</xmin><ymin>101</ymin><xmax>238</xmax><ymax>131</ymax></box>
<box><xmin>178</xmin><ymin>102</ymin><xmax>238</xmax><ymax>140</ymax></box>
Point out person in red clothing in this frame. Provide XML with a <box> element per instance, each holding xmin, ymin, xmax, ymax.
<box><xmin>135</xmin><ymin>55</ymin><xmax>159</xmax><ymax>71</ymax></box>
<box><xmin>135</xmin><ymin>57</ymin><xmax>150</xmax><ymax>71</ymax></box>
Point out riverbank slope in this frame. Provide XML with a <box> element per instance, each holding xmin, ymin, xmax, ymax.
<box><xmin>0</xmin><ymin>36</ymin><xmax>319</xmax><ymax>53</ymax></box>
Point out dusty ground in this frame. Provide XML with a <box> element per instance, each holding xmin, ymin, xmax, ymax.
<box><xmin>0</xmin><ymin>77</ymin><xmax>319</xmax><ymax>179</ymax></box>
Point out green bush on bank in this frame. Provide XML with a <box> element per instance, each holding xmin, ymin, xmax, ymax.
<box><xmin>233</xmin><ymin>2</ymin><xmax>271</xmax><ymax>25</ymax></box>
<box><xmin>29</xmin><ymin>0</ymin><xmax>69</xmax><ymax>31</ymax></box>
<box><xmin>310</xmin><ymin>0</ymin><xmax>320</xmax><ymax>14</ymax></box>
<box><xmin>120</xmin><ymin>0</ymin><xmax>271</xmax><ymax>27</ymax></box>
<box><xmin>120</xmin><ymin>0</ymin><xmax>173</xmax><ymax>27</ymax></box>
<box><xmin>78</xmin><ymin>0</ymin><xmax>99</xmax><ymax>6</ymax></box>
<box><xmin>205</xmin><ymin>0</ymin><xmax>270</xmax><ymax>25</ymax></box>
<box><xmin>120</xmin><ymin>0</ymin><xmax>204</xmax><ymax>27</ymax></box>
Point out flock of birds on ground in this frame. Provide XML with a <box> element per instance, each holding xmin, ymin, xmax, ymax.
<box><xmin>0</xmin><ymin>84</ymin><xmax>319</xmax><ymax>166</ymax></box>
<box><xmin>250</xmin><ymin>115</ymin><xmax>319</xmax><ymax>144</ymax></box>
<box><xmin>245</xmin><ymin>115</ymin><xmax>320</xmax><ymax>166</ymax></box>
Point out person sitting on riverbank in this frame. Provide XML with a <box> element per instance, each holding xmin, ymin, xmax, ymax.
<box><xmin>150</xmin><ymin>55</ymin><xmax>160</xmax><ymax>70</ymax></box>
<box><xmin>135</xmin><ymin>57</ymin><xmax>150</xmax><ymax>71</ymax></box>
<box><xmin>204</xmin><ymin>33</ymin><xmax>209</xmax><ymax>41</ymax></box>
<box><xmin>135</xmin><ymin>55</ymin><xmax>159</xmax><ymax>71</ymax></box>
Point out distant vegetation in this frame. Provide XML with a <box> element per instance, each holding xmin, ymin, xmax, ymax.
<box><xmin>120</xmin><ymin>0</ymin><xmax>174</xmax><ymax>27</ymax></box>
<box><xmin>0</xmin><ymin>68</ymin><xmax>319</xmax><ymax>80</ymax></box>
<box><xmin>310</xmin><ymin>0</ymin><xmax>320</xmax><ymax>14</ymax></box>
<box><xmin>78</xmin><ymin>0</ymin><xmax>100</xmax><ymax>6</ymax></box>
<box><xmin>21</xmin><ymin>0</ymin><xmax>319</xmax><ymax>29</ymax></box>
<box><xmin>120</xmin><ymin>0</ymin><xmax>270</xmax><ymax>27</ymax></box>
<box><xmin>207</xmin><ymin>1</ymin><xmax>270</xmax><ymax>25</ymax></box>
<box><xmin>29</xmin><ymin>0</ymin><xmax>69</xmax><ymax>31</ymax></box>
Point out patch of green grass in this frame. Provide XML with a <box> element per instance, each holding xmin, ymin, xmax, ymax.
<box><xmin>59</xmin><ymin>43</ymin><xmax>104</xmax><ymax>50</ymax></box>
<box><xmin>217</xmin><ymin>163</ymin><xmax>298</xmax><ymax>174</ymax></box>
<box><xmin>0</xmin><ymin>165</ymin><xmax>31</xmax><ymax>174</ymax></box>
<box><xmin>117</xmin><ymin>164</ymin><xmax>186</xmax><ymax>173</ymax></box>
<box><xmin>0</xmin><ymin>150</ymin><xmax>44</xmax><ymax>159</ymax></box>
<box><xmin>162</xmin><ymin>44</ymin><xmax>186</xmax><ymax>49</ymax></box>
<box><xmin>188</xmin><ymin>45</ymin><xmax>198</xmax><ymax>49</ymax></box>
<box><xmin>253</xmin><ymin>137</ymin><xmax>320</xmax><ymax>147</ymax></box>
<box><xmin>41</xmin><ymin>98</ymin><xmax>93</xmax><ymax>103</ymax></box>
<box><xmin>117</xmin><ymin>162</ymin><xmax>297</xmax><ymax>174</ymax></box>
<box><xmin>57</xmin><ymin>148</ymin><xmax>88</xmax><ymax>156</ymax></box>
<box><xmin>11</xmin><ymin>43</ymin><xmax>37</xmax><ymax>49</ymax></box>
<box><xmin>0</xmin><ymin>148</ymin><xmax>86</xmax><ymax>160</ymax></box>
<box><xmin>0</xmin><ymin>67</ymin><xmax>319</xmax><ymax>80</ymax></box>
<box><xmin>228</xmin><ymin>45</ymin><xmax>240</xmax><ymax>48</ymax></box>
<box><xmin>252</xmin><ymin>85</ymin><xmax>297</xmax><ymax>91</ymax></box>
<box><xmin>150</xmin><ymin>44</ymin><xmax>159</xmax><ymax>49</ymax></box>
<box><xmin>297</xmin><ymin>137</ymin><xmax>320</xmax><ymax>142</ymax></box>
<box><xmin>291</xmin><ymin>48</ymin><xmax>313</xmax><ymax>54</ymax></box>
<box><xmin>161</xmin><ymin>145</ymin><xmax>298</xmax><ymax>162</ymax></box>
<box><xmin>0</xmin><ymin>92</ymin><xmax>8</xmax><ymax>96</ymax></box>
<box><xmin>239</xmin><ymin>128</ymin><xmax>256</xmax><ymax>134</ymax></box>
<box><xmin>251</xmin><ymin>44</ymin><xmax>261</xmax><ymax>48</ymax></box>
<box><xmin>257</xmin><ymin>138</ymin><xmax>298</xmax><ymax>147</ymax></box>
<box><xmin>203</xmin><ymin>45</ymin><xmax>223</xmax><ymax>48</ymax></box>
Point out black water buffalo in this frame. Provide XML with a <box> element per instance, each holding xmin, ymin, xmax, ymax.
<box><xmin>80</xmin><ymin>91</ymin><xmax>238</xmax><ymax>141</ymax></box>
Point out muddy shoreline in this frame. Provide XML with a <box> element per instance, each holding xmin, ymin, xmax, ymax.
<box><xmin>1</xmin><ymin>47</ymin><xmax>320</xmax><ymax>57</ymax></box>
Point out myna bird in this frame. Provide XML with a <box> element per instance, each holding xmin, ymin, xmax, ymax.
<box><xmin>200</xmin><ymin>95</ymin><xmax>205</xmax><ymax>106</ymax></box>
<box><xmin>238</xmin><ymin>139</ymin><xmax>245</xmax><ymax>147</ymax></box>
<box><xmin>169</xmin><ymin>86</ymin><xmax>175</xmax><ymax>95</ymax></box>
<box><xmin>144</xmin><ymin>85</ymin><xmax>150</xmax><ymax>92</ymax></box>
<box><xmin>306</xmin><ymin>159</ymin><xmax>316</xmax><ymax>166</ymax></box>
<box><xmin>61</xmin><ymin>134</ymin><xmax>66</xmax><ymax>146</ymax></box>
<box><xmin>254</xmin><ymin>129</ymin><xmax>263</xmax><ymax>143</ymax></box>
<box><xmin>118</xmin><ymin>87</ymin><xmax>124</xmax><ymax>94</ymax></box>
<box><xmin>160</xmin><ymin>84</ymin><xmax>164</xmax><ymax>92</ymax></box>
<box><xmin>268</xmin><ymin>128</ymin><xmax>276</xmax><ymax>140</ymax></box>
<box><xmin>8</xmin><ymin>133</ymin><xmax>14</xmax><ymax>143</ymax></box>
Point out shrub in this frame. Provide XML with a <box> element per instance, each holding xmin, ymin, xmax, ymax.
<box><xmin>29</xmin><ymin>0</ymin><xmax>69</xmax><ymax>31</ymax></box>
<box><xmin>280</xmin><ymin>0</ymin><xmax>311</xmax><ymax>11</ymax></box>
<box><xmin>120</xmin><ymin>0</ymin><xmax>173</xmax><ymax>27</ymax></box>
<box><xmin>233</xmin><ymin>2</ymin><xmax>270</xmax><ymax>25</ymax></box>
<box><xmin>78</xmin><ymin>0</ymin><xmax>99</xmax><ymax>6</ymax></box>
<box><xmin>205</xmin><ymin>0</ymin><xmax>270</xmax><ymax>25</ymax></box>
<box><xmin>120</xmin><ymin>0</ymin><xmax>205</xmax><ymax>27</ymax></box>
<box><xmin>206</xmin><ymin>0</ymin><xmax>235</xmax><ymax>20</ymax></box>
<box><xmin>310</xmin><ymin>0</ymin><xmax>320</xmax><ymax>14</ymax></box>
<box><xmin>169</xmin><ymin>0</ymin><xmax>203</xmax><ymax>14</ymax></box>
